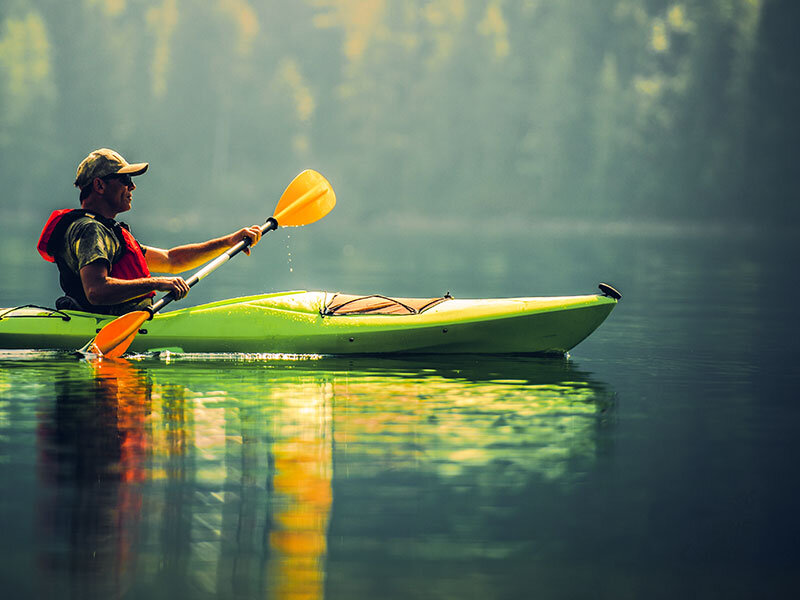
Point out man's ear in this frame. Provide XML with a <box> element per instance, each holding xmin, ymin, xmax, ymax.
<box><xmin>92</xmin><ymin>177</ymin><xmax>105</xmax><ymax>193</ymax></box>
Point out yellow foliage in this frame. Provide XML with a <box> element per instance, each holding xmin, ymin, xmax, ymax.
<box><xmin>278</xmin><ymin>59</ymin><xmax>316</xmax><ymax>123</ymax></box>
<box><xmin>667</xmin><ymin>5</ymin><xmax>687</xmax><ymax>31</ymax></box>
<box><xmin>477</xmin><ymin>1</ymin><xmax>510</xmax><ymax>60</ymax></box>
<box><xmin>311</xmin><ymin>0</ymin><xmax>386</xmax><ymax>62</ymax></box>
<box><xmin>613</xmin><ymin>1</ymin><xmax>648</xmax><ymax>26</ymax></box>
<box><xmin>217</xmin><ymin>0</ymin><xmax>260</xmax><ymax>56</ymax></box>
<box><xmin>310</xmin><ymin>0</ymin><xmax>470</xmax><ymax>71</ymax></box>
<box><xmin>651</xmin><ymin>19</ymin><xmax>669</xmax><ymax>52</ymax></box>
<box><xmin>0</xmin><ymin>12</ymin><xmax>55</xmax><ymax>120</ymax></box>
<box><xmin>146</xmin><ymin>0</ymin><xmax>178</xmax><ymax>99</ymax></box>
<box><xmin>634</xmin><ymin>75</ymin><xmax>663</xmax><ymax>97</ymax></box>
<box><xmin>85</xmin><ymin>0</ymin><xmax>126</xmax><ymax>18</ymax></box>
<box><xmin>423</xmin><ymin>0</ymin><xmax>466</xmax><ymax>26</ymax></box>
<box><xmin>422</xmin><ymin>0</ymin><xmax>466</xmax><ymax>69</ymax></box>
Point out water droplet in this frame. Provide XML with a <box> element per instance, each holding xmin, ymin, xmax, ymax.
<box><xmin>285</xmin><ymin>238</ymin><xmax>293</xmax><ymax>273</ymax></box>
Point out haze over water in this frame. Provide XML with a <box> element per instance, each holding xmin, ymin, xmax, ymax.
<box><xmin>2</xmin><ymin>1</ymin><xmax>799</xmax><ymax>597</ymax></box>
<box><xmin>2</xmin><ymin>223</ymin><xmax>798</xmax><ymax>599</ymax></box>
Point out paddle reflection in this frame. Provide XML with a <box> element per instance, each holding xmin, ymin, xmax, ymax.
<box><xmin>35</xmin><ymin>358</ymin><xmax>333</xmax><ymax>600</ymax></box>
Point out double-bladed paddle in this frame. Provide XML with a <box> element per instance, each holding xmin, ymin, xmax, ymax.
<box><xmin>83</xmin><ymin>169</ymin><xmax>335</xmax><ymax>358</ymax></box>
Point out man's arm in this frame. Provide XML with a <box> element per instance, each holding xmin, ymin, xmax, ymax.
<box><xmin>80</xmin><ymin>261</ymin><xmax>191</xmax><ymax>306</ymax></box>
<box><xmin>144</xmin><ymin>225</ymin><xmax>263</xmax><ymax>274</ymax></box>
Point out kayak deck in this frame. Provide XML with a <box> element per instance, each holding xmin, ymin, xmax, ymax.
<box><xmin>0</xmin><ymin>290</ymin><xmax>618</xmax><ymax>355</ymax></box>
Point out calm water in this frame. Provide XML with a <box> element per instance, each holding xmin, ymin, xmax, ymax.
<box><xmin>1</xmin><ymin>222</ymin><xmax>798</xmax><ymax>599</ymax></box>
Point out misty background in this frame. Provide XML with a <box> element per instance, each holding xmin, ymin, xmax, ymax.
<box><xmin>2</xmin><ymin>6</ymin><xmax>800</xmax><ymax>595</ymax></box>
<box><xmin>1</xmin><ymin>0</ymin><xmax>798</xmax><ymax>304</ymax></box>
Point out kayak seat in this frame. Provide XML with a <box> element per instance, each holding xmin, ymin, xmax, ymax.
<box><xmin>321</xmin><ymin>293</ymin><xmax>453</xmax><ymax>316</ymax></box>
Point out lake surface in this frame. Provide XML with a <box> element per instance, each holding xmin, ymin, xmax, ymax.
<box><xmin>1</xmin><ymin>221</ymin><xmax>798</xmax><ymax>599</ymax></box>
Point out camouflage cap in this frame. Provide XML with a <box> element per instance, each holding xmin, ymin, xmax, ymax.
<box><xmin>74</xmin><ymin>148</ymin><xmax>149</xmax><ymax>189</ymax></box>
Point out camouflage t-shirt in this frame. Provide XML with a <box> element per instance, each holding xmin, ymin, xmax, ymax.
<box><xmin>60</xmin><ymin>216</ymin><xmax>152</xmax><ymax>314</ymax></box>
<box><xmin>63</xmin><ymin>217</ymin><xmax>122</xmax><ymax>273</ymax></box>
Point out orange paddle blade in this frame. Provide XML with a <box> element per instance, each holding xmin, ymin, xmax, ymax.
<box><xmin>90</xmin><ymin>310</ymin><xmax>150</xmax><ymax>356</ymax></box>
<box><xmin>102</xmin><ymin>328</ymin><xmax>140</xmax><ymax>358</ymax></box>
<box><xmin>274</xmin><ymin>170</ymin><xmax>336</xmax><ymax>227</ymax></box>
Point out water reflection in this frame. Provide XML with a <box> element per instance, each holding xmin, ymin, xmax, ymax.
<box><xmin>36</xmin><ymin>359</ymin><xmax>148</xmax><ymax>598</ymax></box>
<box><xmin>29</xmin><ymin>357</ymin><xmax>335</xmax><ymax>599</ymax></box>
<box><xmin>324</xmin><ymin>356</ymin><xmax>613</xmax><ymax>482</ymax></box>
<box><xmin>0</xmin><ymin>353</ymin><xmax>615</xmax><ymax>599</ymax></box>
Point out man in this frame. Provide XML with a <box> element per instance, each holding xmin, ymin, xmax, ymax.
<box><xmin>38</xmin><ymin>148</ymin><xmax>263</xmax><ymax>315</ymax></box>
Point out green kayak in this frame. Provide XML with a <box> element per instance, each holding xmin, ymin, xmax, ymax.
<box><xmin>0</xmin><ymin>287</ymin><xmax>619</xmax><ymax>355</ymax></box>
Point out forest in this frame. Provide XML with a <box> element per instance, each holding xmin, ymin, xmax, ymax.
<box><xmin>1</xmin><ymin>0</ymin><xmax>797</xmax><ymax>229</ymax></box>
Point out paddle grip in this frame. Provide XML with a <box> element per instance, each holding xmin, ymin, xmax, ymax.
<box><xmin>147</xmin><ymin>217</ymin><xmax>279</xmax><ymax>317</ymax></box>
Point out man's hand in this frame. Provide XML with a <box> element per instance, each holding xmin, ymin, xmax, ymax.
<box><xmin>152</xmin><ymin>276</ymin><xmax>191</xmax><ymax>299</ymax></box>
<box><xmin>81</xmin><ymin>262</ymin><xmax>191</xmax><ymax>305</ymax></box>
<box><xmin>230</xmin><ymin>225</ymin><xmax>263</xmax><ymax>256</ymax></box>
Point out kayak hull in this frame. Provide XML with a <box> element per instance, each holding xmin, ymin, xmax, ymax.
<box><xmin>0</xmin><ymin>291</ymin><xmax>617</xmax><ymax>355</ymax></box>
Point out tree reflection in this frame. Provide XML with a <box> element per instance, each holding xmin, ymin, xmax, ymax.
<box><xmin>30</xmin><ymin>354</ymin><xmax>613</xmax><ymax>599</ymax></box>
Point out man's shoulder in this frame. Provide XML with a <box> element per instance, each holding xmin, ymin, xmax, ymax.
<box><xmin>65</xmin><ymin>214</ymin><xmax>116</xmax><ymax>240</ymax></box>
<box><xmin>62</xmin><ymin>215</ymin><xmax>120</xmax><ymax>264</ymax></box>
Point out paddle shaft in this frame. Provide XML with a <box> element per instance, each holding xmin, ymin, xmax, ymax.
<box><xmin>148</xmin><ymin>217</ymin><xmax>278</xmax><ymax>316</ymax></box>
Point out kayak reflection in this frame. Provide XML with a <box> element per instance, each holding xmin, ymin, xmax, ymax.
<box><xmin>28</xmin><ymin>353</ymin><xmax>614</xmax><ymax>599</ymax></box>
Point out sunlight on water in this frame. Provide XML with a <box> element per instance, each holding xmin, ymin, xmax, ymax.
<box><xmin>331</xmin><ymin>374</ymin><xmax>605</xmax><ymax>482</ymax></box>
<box><xmin>129</xmin><ymin>351</ymin><xmax>326</xmax><ymax>363</ymax></box>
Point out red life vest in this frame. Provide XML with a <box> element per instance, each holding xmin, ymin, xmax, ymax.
<box><xmin>38</xmin><ymin>209</ymin><xmax>155</xmax><ymax>311</ymax></box>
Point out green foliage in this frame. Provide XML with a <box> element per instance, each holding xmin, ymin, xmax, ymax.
<box><xmin>0</xmin><ymin>0</ymin><xmax>796</xmax><ymax>226</ymax></box>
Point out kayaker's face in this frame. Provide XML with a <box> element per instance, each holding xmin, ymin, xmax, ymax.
<box><xmin>100</xmin><ymin>174</ymin><xmax>135</xmax><ymax>215</ymax></box>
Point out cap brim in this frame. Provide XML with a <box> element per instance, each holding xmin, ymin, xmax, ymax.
<box><xmin>118</xmin><ymin>162</ymin><xmax>148</xmax><ymax>176</ymax></box>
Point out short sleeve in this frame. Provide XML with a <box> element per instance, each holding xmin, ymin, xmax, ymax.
<box><xmin>64</xmin><ymin>218</ymin><xmax>121</xmax><ymax>272</ymax></box>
